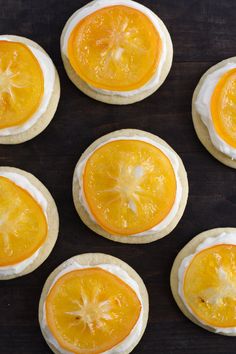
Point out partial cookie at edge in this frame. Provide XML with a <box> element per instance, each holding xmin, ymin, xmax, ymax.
<box><xmin>0</xmin><ymin>35</ymin><xmax>60</xmax><ymax>144</ymax></box>
<box><xmin>170</xmin><ymin>227</ymin><xmax>236</xmax><ymax>336</ymax></box>
<box><xmin>192</xmin><ymin>57</ymin><xmax>236</xmax><ymax>169</ymax></box>
<box><xmin>0</xmin><ymin>166</ymin><xmax>59</xmax><ymax>280</ymax></box>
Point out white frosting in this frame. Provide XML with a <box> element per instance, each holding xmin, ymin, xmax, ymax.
<box><xmin>76</xmin><ymin>136</ymin><xmax>182</xmax><ymax>236</ymax></box>
<box><xmin>195</xmin><ymin>62</ymin><xmax>236</xmax><ymax>159</ymax></box>
<box><xmin>0</xmin><ymin>249</ymin><xmax>40</xmax><ymax>276</ymax></box>
<box><xmin>178</xmin><ymin>232</ymin><xmax>236</xmax><ymax>334</ymax></box>
<box><xmin>0</xmin><ymin>172</ymin><xmax>48</xmax><ymax>275</ymax></box>
<box><xmin>0</xmin><ymin>35</ymin><xmax>55</xmax><ymax>136</ymax></box>
<box><xmin>42</xmin><ymin>261</ymin><xmax>144</xmax><ymax>354</ymax></box>
<box><xmin>61</xmin><ymin>0</ymin><xmax>167</xmax><ymax>96</ymax></box>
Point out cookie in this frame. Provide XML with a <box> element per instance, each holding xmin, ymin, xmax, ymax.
<box><xmin>39</xmin><ymin>253</ymin><xmax>149</xmax><ymax>353</ymax></box>
<box><xmin>61</xmin><ymin>0</ymin><xmax>173</xmax><ymax>104</ymax></box>
<box><xmin>73</xmin><ymin>129</ymin><xmax>188</xmax><ymax>244</ymax></box>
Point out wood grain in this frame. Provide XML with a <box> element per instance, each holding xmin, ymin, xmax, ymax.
<box><xmin>0</xmin><ymin>0</ymin><xmax>236</xmax><ymax>353</ymax></box>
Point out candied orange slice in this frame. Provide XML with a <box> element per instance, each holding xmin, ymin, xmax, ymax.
<box><xmin>183</xmin><ymin>244</ymin><xmax>236</xmax><ymax>328</ymax></box>
<box><xmin>0</xmin><ymin>176</ymin><xmax>47</xmax><ymax>266</ymax></box>
<box><xmin>46</xmin><ymin>267</ymin><xmax>141</xmax><ymax>354</ymax></box>
<box><xmin>83</xmin><ymin>140</ymin><xmax>176</xmax><ymax>235</ymax></box>
<box><xmin>211</xmin><ymin>68</ymin><xmax>236</xmax><ymax>148</ymax></box>
<box><xmin>0</xmin><ymin>40</ymin><xmax>44</xmax><ymax>129</ymax></box>
<box><xmin>68</xmin><ymin>5</ymin><xmax>162</xmax><ymax>91</ymax></box>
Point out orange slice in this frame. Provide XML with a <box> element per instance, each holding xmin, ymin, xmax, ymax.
<box><xmin>0</xmin><ymin>40</ymin><xmax>44</xmax><ymax>129</ymax></box>
<box><xmin>46</xmin><ymin>267</ymin><xmax>141</xmax><ymax>354</ymax></box>
<box><xmin>68</xmin><ymin>5</ymin><xmax>162</xmax><ymax>91</ymax></box>
<box><xmin>0</xmin><ymin>176</ymin><xmax>47</xmax><ymax>266</ymax></box>
<box><xmin>183</xmin><ymin>244</ymin><xmax>236</xmax><ymax>328</ymax></box>
<box><xmin>211</xmin><ymin>68</ymin><xmax>236</xmax><ymax>148</ymax></box>
<box><xmin>83</xmin><ymin>140</ymin><xmax>177</xmax><ymax>235</ymax></box>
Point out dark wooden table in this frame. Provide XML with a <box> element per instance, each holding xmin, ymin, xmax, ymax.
<box><xmin>1</xmin><ymin>1</ymin><xmax>236</xmax><ymax>353</ymax></box>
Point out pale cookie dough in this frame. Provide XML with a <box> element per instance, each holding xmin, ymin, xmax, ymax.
<box><xmin>73</xmin><ymin>129</ymin><xmax>188</xmax><ymax>244</ymax></box>
<box><xmin>192</xmin><ymin>57</ymin><xmax>236</xmax><ymax>168</ymax></box>
<box><xmin>0</xmin><ymin>166</ymin><xmax>59</xmax><ymax>280</ymax></box>
<box><xmin>0</xmin><ymin>35</ymin><xmax>60</xmax><ymax>144</ymax></box>
<box><xmin>39</xmin><ymin>253</ymin><xmax>149</xmax><ymax>354</ymax></box>
<box><xmin>170</xmin><ymin>227</ymin><xmax>236</xmax><ymax>336</ymax></box>
<box><xmin>60</xmin><ymin>1</ymin><xmax>173</xmax><ymax>105</ymax></box>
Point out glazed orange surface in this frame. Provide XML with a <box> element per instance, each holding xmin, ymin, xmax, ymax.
<box><xmin>83</xmin><ymin>140</ymin><xmax>177</xmax><ymax>235</ymax></box>
<box><xmin>0</xmin><ymin>177</ymin><xmax>47</xmax><ymax>266</ymax></box>
<box><xmin>0</xmin><ymin>40</ymin><xmax>44</xmax><ymax>129</ymax></box>
<box><xmin>184</xmin><ymin>244</ymin><xmax>236</xmax><ymax>328</ymax></box>
<box><xmin>46</xmin><ymin>267</ymin><xmax>141</xmax><ymax>354</ymax></box>
<box><xmin>68</xmin><ymin>5</ymin><xmax>162</xmax><ymax>91</ymax></box>
<box><xmin>211</xmin><ymin>68</ymin><xmax>236</xmax><ymax>148</ymax></box>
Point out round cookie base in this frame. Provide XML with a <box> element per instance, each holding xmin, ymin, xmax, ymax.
<box><xmin>170</xmin><ymin>227</ymin><xmax>236</xmax><ymax>336</ymax></box>
<box><xmin>0</xmin><ymin>166</ymin><xmax>59</xmax><ymax>280</ymax></box>
<box><xmin>39</xmin><ymin>253</ymin><xmax>149</xmax><ymax>354</ymax></box>
<box><xmin>192</xmin><ymin>57</ymin><xmax>236</xmax><ymax>169</ymax></box>
<box><xmin>0</xmin><ymin>35</ymin><xmax>60</xmax><ymax>145</ymax></box>
<box><xmin>60</xmin><ymin>1</ymin><xmax>173</xmax><ymax>105</ymax></box>
<box><xmin>73</xmin><ymin>129</ymin><xmax>189</xmax><ymax>244</ymax></box>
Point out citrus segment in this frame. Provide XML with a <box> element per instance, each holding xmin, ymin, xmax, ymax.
<box><xmin>0</xmin><ymin>40</ymin><xmax>44</xmax><ymax>129</ymax></box>
<box><xmin>211</xmin><ymin>68</ymin><xmax>236</xmax><ymax>148</ymax></box>
<box><xmin>0</xmin><ymin>176</ymin><xmax>47</xmax><ymax>266</ymax></box>
<box><xmin>46</xmin><ymin>267</ymin><xmax>141</xmax><ymax>354</ymax></box>
<box><xmin>83</xmin><ymin>140</ymin><xmax>177</xmax><ymax>235</ymax></box>
<box><xmin>68</xmin><ymin>5</ymin><xmax>162</xmax><ymax>91</ymax></box>
<box><xmin>183</xmin><ymin>244</ymin><xmax>236</xmax><ymax>328</ymax></box>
